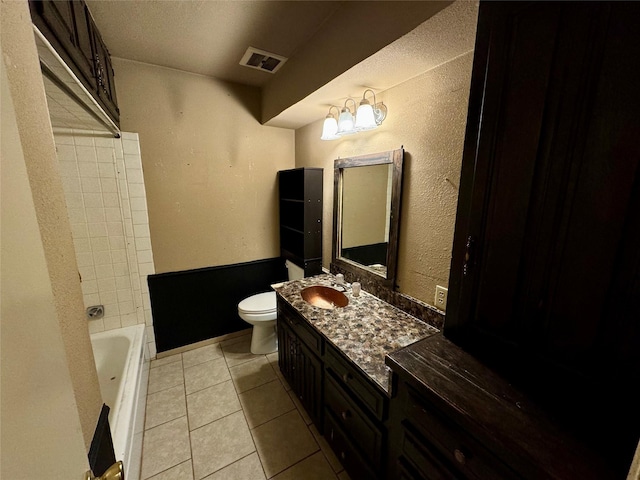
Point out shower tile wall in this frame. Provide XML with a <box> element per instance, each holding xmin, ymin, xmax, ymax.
<box><xmin>54</xmin><ymin>129</ymin><xmax>158</xmax><ymax>358</ymax></box>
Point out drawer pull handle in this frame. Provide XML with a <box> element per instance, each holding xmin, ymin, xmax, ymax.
<box><xmin>341</xmin><ymin>451</ymin><xmax>346</xmax><ymax>460</ymax></box>
<box><xmin>341</xmin><ymin>410</ymin><xmax>350</xmax><ymax>421</ymax></box>
<box><xmin>342</xmin><ymin>372</ymin><xmax>350</xmax><ymax>383</ymax></box>
<box><xmin>454</xmin><ymin>448</ymin><xmax>467</xmax><ymax>465</ymax></box>
<box><xmin>330</xmin><ymin>429</ymin><xmax>334</xmax><ymax>441</ymax></box>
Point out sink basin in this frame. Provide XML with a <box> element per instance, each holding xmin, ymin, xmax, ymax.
<box><xmin>301</xmin><ymin>286</ymin><xmax>349</xmax><ymax>310</ymax></box>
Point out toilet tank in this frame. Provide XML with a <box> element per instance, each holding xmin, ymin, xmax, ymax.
<box><xmin>285</xmin><ymin>260</ymin><xmax>305</xmax><ymax>280</ymax></box>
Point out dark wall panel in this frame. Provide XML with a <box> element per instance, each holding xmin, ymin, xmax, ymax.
<box><xmin>149</xmin><ymin>257</ymin><xmax>288</xmax><ymax>352</ymax></box>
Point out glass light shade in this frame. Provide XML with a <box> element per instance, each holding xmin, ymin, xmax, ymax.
<box><xmin>355</xmin><ymin>100</ymin><xmax>377</xmax><ymax>131</ymax></box>
<box><xmin>321</xmin><ymin>115</ymin><xmax>339</xmax><ymax>140</ymax></box>
<box><xmin>337</xmin><ymin>109</ymin><xmax>356</xmax><ymax>135</ymax></box>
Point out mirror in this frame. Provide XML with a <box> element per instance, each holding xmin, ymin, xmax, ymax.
<box><xmin>332</xmin><ymin>148</ymin><xmax>404</xmax><ymax>288</ymax></box>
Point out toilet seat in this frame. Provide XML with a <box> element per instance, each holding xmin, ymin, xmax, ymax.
<box><xmin>238</xmin><ymin>291</ymin><xmax>276</xmax><ymax>316</ymax></box>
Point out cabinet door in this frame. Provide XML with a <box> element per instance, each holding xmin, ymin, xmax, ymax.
<box><xmin>29</xmin><ymin>0</ymin><xmax>95</xmax><ymax>90</ymax></box>
<box><xmin>89</xmin><ymin>15</ymin><xmax>120</xmax><ymax>123</ymax></box>
<box><xmin>446</xmin><ymin>1</ymin><xmax>640</xmax><ymax>461</ymax></box>
<box><xmin>276</xmin><ymin>318</ymin><xmax>297</xmax><ymax>388</ymax></box>
<box><xmin>296</xmin><ymin>340</ymin><xmax>323</xmax><ymax>428</ymax></box>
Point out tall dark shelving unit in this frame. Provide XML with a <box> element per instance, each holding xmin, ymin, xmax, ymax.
<box><xmin>278</xmin><ymin>168</ymin><xmax>323</xmax><ymax>277</ymax></box>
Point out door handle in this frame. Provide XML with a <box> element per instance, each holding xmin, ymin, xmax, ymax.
<box><xmin>85</xmin><ymin>461</ymin><xmax>124</xmax><ymax>480</ymax></box>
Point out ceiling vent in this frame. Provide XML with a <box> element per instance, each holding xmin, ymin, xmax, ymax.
<box><xmin>239</xmin><ymin>47</ymin><xmax>287</xmax><ymax>74</ymax></box>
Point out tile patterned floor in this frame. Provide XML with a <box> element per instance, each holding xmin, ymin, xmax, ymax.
<box><xmin>141</xmin><ymin>332</ymin><xmax>352</xmax><ymax>480</ymax></box>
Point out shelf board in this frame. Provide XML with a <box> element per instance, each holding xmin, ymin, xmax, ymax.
<box><xmin>280</xmin><ymin>198</ymin><xmax>305</xmax><ymax>203</ymax></box>
<box><xmin>281</xmin><ymin>225</ymin><xmax>304</xmax><ymax>235</ymax></box>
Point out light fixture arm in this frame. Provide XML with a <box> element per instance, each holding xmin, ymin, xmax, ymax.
<box><xmin>343</xmin><ymin>97</ymin><xmax>357</xmax><ymax>113</ymax></box>
<box><xmin>362</xmin><ymin>88</ymin><xmax>377</xmax><ymax>107</ymax></box>
<box><xmin>326</xmin><ymin>105</ymin><xmax>340</xmax><ymax>118</ymax></box>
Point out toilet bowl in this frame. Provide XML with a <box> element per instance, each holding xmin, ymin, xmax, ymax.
<box><xmin>238</xmin><ymin>260</ymin><xmax>305</xmax><ymax>354</ymax></box>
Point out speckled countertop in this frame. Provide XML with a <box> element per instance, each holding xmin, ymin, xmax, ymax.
<box><xmin>272</xmin><ymin>274</ymin><xmax>438</xmax><ymax>395</ymax></box>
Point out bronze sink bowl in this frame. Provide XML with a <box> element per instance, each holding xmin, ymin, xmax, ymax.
<box><xmin>301</xmin><ymin>286</ymin><xmax>349</xmax><ymax>310</ymax></box>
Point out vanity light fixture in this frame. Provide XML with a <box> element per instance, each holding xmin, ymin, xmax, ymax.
<box><xmin>337</xmin><ymin>98</ymin><xmax>358</xmax><ymax>136</ymax></box>
<box><xmin>355</xmin><ymin>89</ymin><xmax>387</xmax><ymax>131</ymax></box>
<box><xmin>320</xmin><ymin>106</ymin><xmax>341</xmax><ymax>140</ymax></box>
<box><xmin>320</xmin><ymin>89</ymin><xmax>387</xmax><ymax>140</ymax></box>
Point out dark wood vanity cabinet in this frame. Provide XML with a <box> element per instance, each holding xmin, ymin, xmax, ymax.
<box><xmin>443</xmin><ymin>0</ymin><xmax>640</xmax><ymax>472</ymax></box>
<box><xmin>278</xmin><ymin>168</ymin><xmax>323</xmax><ymax>277</ymax></box>
<box><xmin>276</xmin><ymin>299</ymin><xmax>323</xmax><ymax>427</ymax></box>
<box><xmin>29</xmin><ymin>0</ymin><xmax>120</xmax><ymax>126</ymax></box>
<box><xmin>276</xmin><ymin>296</ymin><xmax>389</xmax><ymax>479</ymax></box>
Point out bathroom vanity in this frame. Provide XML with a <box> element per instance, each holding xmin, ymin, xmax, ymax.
<box><xmin>273</xmin><ymin>274</ymin><xmax>437</xmax><ymax>479</ymax></box>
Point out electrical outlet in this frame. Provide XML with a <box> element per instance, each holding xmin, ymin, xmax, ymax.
<box><xmin>435</xmin><ymin>285</ymin><xmax>448</xmax><ymax>311</ymax></box>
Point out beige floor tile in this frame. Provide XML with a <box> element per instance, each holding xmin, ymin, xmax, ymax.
<box><xmin>147</xmin><ymin>361</ymin><xmax>184</xmax><ymax>394</ymax></box>
<box><xmin>266</xmin><ymin>352</ymin><xmax>279</xmax><ymax>365</ymax></box>
<box><xmin>238</xmin><ymin>379</ymin><xmax>295</xmax><ymax>428</ymax></box>
<box><xmin>140</xmin><ymin>417</ymin><xmax>191</xmax><ymax>479</ymax></box>
<box><xmin>288</xmin><ymin>389</ymin><xmax>312</xmax><ymax>425</ymax></box>
<box><xmin>221</xmin><ymin>334</ymin><xmax>263</xmax><ymax>367</ymax></box>
<box><xmin>151</xmin><ymin>353</ymin><xmax>182</xmax><ymax>369</ymax></box>
<box><xmin>146</xmin><ymin>460</ymin><xmax>193</xmax><ymax>480</ymax></box>
<box><xmin>183</xmin><ymin>343</ymin><xmax>224</xmax><ymax>369</ymax></box>
<box><xmin>191</xmin><ymin>411</ymin><xmax>256</xmax><ymax>479</ymax></box>
<box><xmin>184</xmin><ymin>357</ymin><xmax>230</xmax><ymax>395</ymax></box>
<box><xmin>187</xmin><ymin>380</ymin><xmax>241</xmax><ymax>430</ymax></box>
<box><xmin>309</xmin><ymin>425</ymin><xmax>344</xmax><ymax>474</ymax></box>
<box><xmin>145</xmin><ymin>384</ymin><xmax>187</xmax><ymax>430</ymax></box>
<box><xmin>272</xmin><ymin>451</ymin><xmax>338</xmax><ymax>480</ymax></box>
<box><xmin>229</xmin><ymin>356</ymin><xmax>277</xmax><ymax>393</ymax></box>
<box><xmin>202</xmin><ymin>452</ymin><xmax>266</xmax><ymax>480</ymax></box>
<box><xmin>251</xmin><ymin>409</ymin><xmax>319</xmax><ymax>478</ymax></box>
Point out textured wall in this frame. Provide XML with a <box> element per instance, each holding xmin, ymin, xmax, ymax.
<box><xmin>295</xmin><ymin>52</ymin><xmax>474</xmax><ymax>308</ymax></box>
<box><xmin>113</xmin><ymin>58</ymin><xmax>295</xmax><ymax>273</ymax></box>
<box><xmin>1</xmin><ymin>0</ymin><xmax>102</xmax><ymax>449</ymax></box>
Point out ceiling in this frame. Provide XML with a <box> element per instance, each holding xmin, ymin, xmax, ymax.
<box><xmin>82</xmin><ymin>1</ymin><xmax>478</xmax><ymax>129</ymax></box>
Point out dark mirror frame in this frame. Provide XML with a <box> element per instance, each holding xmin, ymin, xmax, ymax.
<box><xmin>331</xmin><ymin>148</ymin><xmax>404</xmax><ymax>289</ymax></box>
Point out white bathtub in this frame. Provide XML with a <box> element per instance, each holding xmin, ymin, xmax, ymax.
<box><xmin>91</xmin><ymin>324</ymin><xmax>149</xmax><ymax>480</ymax></box>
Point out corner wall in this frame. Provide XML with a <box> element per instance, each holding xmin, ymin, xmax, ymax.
<box><xmin>112</xmin><ymin>58</ymin><xmax>295</xmax><ymax>274</ymax></box>
<box><xmin>295</xmin><ymin>52</ymin><xmax>474</xmax><ymax>309</ymax></box>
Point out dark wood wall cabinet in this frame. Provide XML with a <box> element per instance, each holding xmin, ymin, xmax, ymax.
<box><xmin>440</xmin><ymin>0</ymin><xmax>640</xmax><ymax>476</ymax></box>
<box><xmin>278</xmin><ymin>168</ymin><xmax>323</xmax><ymax>276</ymax></box>
<box><xmin>29</xmin><ymin>0</ymin><xmax>120</xmax><ymax>126</ymax></box>
<box><xmin>276</xmin><ymin>296</ymin><xmax>389</xmax><ymax>480</ymax></box>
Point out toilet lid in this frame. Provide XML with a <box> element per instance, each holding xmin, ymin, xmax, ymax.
<box><xmin>238</xmin><ymin>291</ymin><xmax>277</xmax><ymax>314</ymax></box>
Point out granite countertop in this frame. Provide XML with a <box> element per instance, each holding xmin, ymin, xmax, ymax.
<box><xmin>272</xmin><ymin>273</ymin><xmax>438</xmax><ymax>395</ymax></box>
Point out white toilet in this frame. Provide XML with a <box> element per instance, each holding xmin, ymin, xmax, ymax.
<box><xmin>238</xmin><ymin>260</ymin><xmax>305</xmax><ymax>354</ymax></box>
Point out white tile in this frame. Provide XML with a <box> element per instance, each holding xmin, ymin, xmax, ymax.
<box><xmin>117</xmin><ymin>288</ymin><xmax>133</xmax><ymax>303</ymax></box>
<box><xmin>104</xmin><ymin>303</ymin><xmax>120</xmax><ymax>317</ymax></box>
<box><xmin>71</xmin><ymin>223</ymin><xmax>89</xmax><ymax>239</ymax></box>
<box><xmin>139</xmin><ymin>263</ymin><xmax>155</xmax><ymax>276</ymax></box>
<box><xmin>99</xmin><ymin>162</ymin><xmax>116</xmax><ymax>178</ymax></box>
<box><xmin>88</xmin><ymin>319</ymin><xmax>105</xmax><ymax>334</ymax></box>
<box><xmin>124</xmin><ymin>153</ymin><xmax>141</xmax><ymax>169</ymax></box>
<box><xmin>119</xmin><ymin>301</ymin><xmax>135</xmax><ymax>314</ymax></box>
<box><xmin>114</xmin><ymin>138</ymin><xmax>124</xmax><ymax>158</ymax></box>
<box><xmin>135</xmin><ymin>237</ymin><xmax>152</xmax><ymax>251</ymax></box>
<box><xmin>113</xmin><ymin>262</ymin><xmax>129</xmax><ymax>277</ymax></box>
<box><xmin>130</xmin><ymin>196</ymin><xmax>147</xmax><ymax>211</ymax></box>
<box><xmin>104</xmin><ymin>207</ymin><xmax>121</xmax><ymax>222</ymax></box>
<box><xmin>67</xmin><ymin>208</ymin><xmax>86</xmax><ymax>224</ymax></box>
<box><xmin>81</xmin><ymin>177</ymin><xmax>101</xmax><ymax>193</ymax></box>
<box><xmin>55</xmin><ymin>134</ymin><xmax>75</xmax><ymax>146</ymax></box>
<box><xmin>85</xmin><ymin>207</ymin><xmax>105</xmax><ymax>223</ymax></box>
<box><xmin>58</xmin><ymin>160</ymin><xmax>79</xmax><ymax>177</ymax></box>
<box><xmin>83</xmin><ymin>193</ymin><xmax>103</xmax><ymax>208</ymax></box>
<box><xmin>91</xmin><ymin>236</ymin><xmax>110</xmax><ymax>252</ymax></box>
<box><xmin>97</xmin><ymin>277</ymin><xmax>116</xmax><ymax>292</ymax></box>
<box><xmin>95</xmin><ymin>264</ymin><xmax>114</xmax><ymax>279</ymax></box>
<box><xmin>109</xmin><ymin>236</ymin><xmax>126</xmax><ymax>250</ymax></box>
<box><xmin>94</xmin><ymin>136</ymin><xmax>114</xmax><ymax>148</ymax></box>
<box><xmin>128</xmin><ymin>183</ymin><xmax>146</xmax><ymax>198</ymax></box>
<box><xmin>121</xmin><ymin>131</ymin><xmax>138</xmax><ymax>141</ymax></box>
<box><xmin>103</xmin><ymin>192</ymin><xmax>120</xmax><ymax>207</ymax></box>
<box><xmin>74</xmin><ymin>238</ymin><xmax>91</xmax><ymax>253</ymax></box>
<box><xmin>74</xmin><ymin>134</ymin><xmax>94</xmax><ymax>146</ymax></box>
<box><xmin>136</xmin><ymin>249</ymin><xmax>154</xmax><ymax>264</ymax></box>
<box><xmin>88</xmin><ymin>222</ymin><xmax>108</xmax><ymax>238</ymax></box>
<box><xmin>121</xmin><ymin>313</ymin><xmax>138</xmax><ymax>327</ymax></box>
<box><xmin>62</xmin><ymin>176</ymin><xmax>82</xmax><ymax>193</ymax></box>
<box><xmin>112</xmin><ymin>249</ymin><xmax>127</xmax><ymax>264</ymax></box>
<box><xmin>104</xmin><ymin>316</ymin><xmax>122</xmax><ymax>331</ymax></box>
<box><xmin>56</xmin><ymin>145</ymin><xmax>77</xmax><ymax>164</ymax></box>
<box><xmin>78</xmin><ymin>265</ymin><xmax>96</xmax><ymax>281</ymax></box>
<box><xmin>79</xmin><ymin>162</ymin><xmax>99</xmax><ymax>178</ymax></box>
<box><xmin>76</xmin><ymin>252</ymin><xmax>93</xmax><ymax>267</ymax></box>
<box><xmin>127</xmin><ymin>168</ymin><xmax>144</xmax><ymax>184</ymax></box>
<box><xmin>122</xmin><ymin>138</ymin><xmax>140</xmax><ymax>155</ymax></box>
<box><xmin>96</xmin><ymin>146</ymin><xmax>114</xmax><ymax>162</ymax></box>
<box><xmin>106</xmin><ymin>222</ymin><xmax>124</xmax><ymax>237</ymax></box>
<box><xmin>134</xmin><ymin>223</ymin><xmax>150</xmax><ymax>238</ymax></box>
<box><xmin>145</xmin><ymin>310</ymin><xmax>154</xmax><ymax>325</ymax></box>
<box><xmin>83</xmin><ymin>293</ymin><xmax>100</xmax><ymax>307</ymax></box>
<box><xmin>75</xmin><ymin>146</ymin><xmax>97</xmax><ymax>163</ymax></box>
<box><xmin>115</xmin><ymin>275</ymin><xmax>131</xmax><ymax>291</ymax></box>
<box><xmin>81</xmin><ymin>280</ymin><xmax>98</xmax><ymax>295</ymax></box>
<box><xmin>101</xmin><ymin>177</ymin><xmax>118</xmax><ymax>193</ymax></box>
<box><xmin>132</xmin><ymin>210</ymin><xmax>148</xmax><ymax>225</ymax></box>
<box><xmin>100</xmin><ymin>291</ymin><xmax>118</xmax><ymax>305</ymax></box>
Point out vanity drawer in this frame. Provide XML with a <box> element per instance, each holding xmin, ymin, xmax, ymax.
<box><xmin>325</xmin><ymin>371</ymin><xmax>383</xmax><ymax>467</ymax></box>
<box><xmin>277</xmin><ymin>300</ymin><xmax>322</xmax><ymax>356</ymax></box>
<box><xmin>324</xmin><ymin>343</ymin><xmax>387</xmax><ymax>421</ymax></box>
<box><xmin>324</xmin><ymin>409</ymin><xmax>379</xmax><ymax>480</ymax></box>
<box><xmin>404</xmin><ymin>386</ymin><xmax>517</xmax><ymax>480</ymax></box>
<box><xmin>399</xmin><ymin>423</ymin><xmax>458</xmax><ymax>480</ymax></box>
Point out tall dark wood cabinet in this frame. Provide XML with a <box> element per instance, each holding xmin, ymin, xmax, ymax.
<box><xmin>279</xmin><ymin>168</ymin><xmax>323</xmax><ymax>276</ymax></box>
<box><xmin>446</xmin><ymin>1</ymin><xmax>640</xmax><ymax>471</ymax></box>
